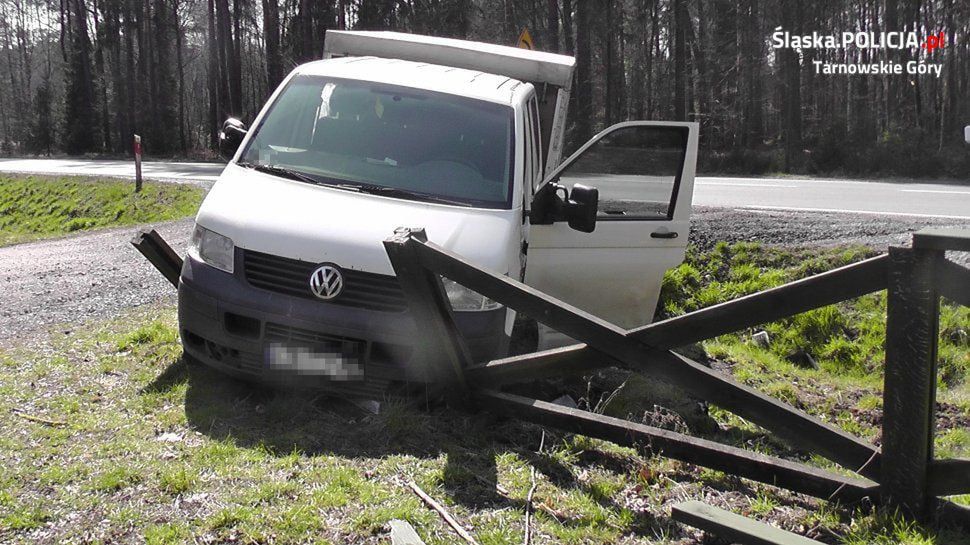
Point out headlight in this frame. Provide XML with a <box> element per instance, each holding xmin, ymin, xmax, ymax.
<box><xmin>442</xmin><ymin>278</ymin><xmax>503</xmax><ymax>311</ymax></box>
<box><xmin>188</xmin><ymin>224</ymin><xmax>235</xmax><ymax>273</ymax></box>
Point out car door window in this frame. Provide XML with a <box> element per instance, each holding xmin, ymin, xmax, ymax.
<box><xmin>556</xmin><ymin>125</ymin><xmax>688</xmax><ymax>220</ymax></box>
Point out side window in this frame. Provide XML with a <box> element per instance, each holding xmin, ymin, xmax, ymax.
<box><xmin>557</xmin><ymin>125</ymin><xmax>688</xmax><ymax>220</ymax></box>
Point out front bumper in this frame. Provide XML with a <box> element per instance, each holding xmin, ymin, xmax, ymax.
<box><xmin>178</xmin><ymin>253</ymin><xmax>509</xmax><ymax>391</ymax></box>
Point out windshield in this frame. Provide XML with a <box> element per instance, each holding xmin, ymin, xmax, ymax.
<box><xmin>239</xmin><ymin>75</ymin><xmax>515</xmax><ymax>209</ymax></box>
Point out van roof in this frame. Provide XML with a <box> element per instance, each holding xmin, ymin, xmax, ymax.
<box><xmin>295</xmin><ymin>56</ymin><xmax>529</xmax><ymax>105</ymax></box>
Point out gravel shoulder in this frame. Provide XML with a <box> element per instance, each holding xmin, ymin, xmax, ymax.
<box><xmin>0</xmin><ymin>219</ymin><xmax>193</xmax><ymax>346</ymax></box>
<box><xmin>1</xmin><ymin>207</ymin><xmax>965</xmax><ymax>346</ymax></box>
<box><xmin>690</xmin><ymin>206</ymin><xmax>968</xmax><ymax>260</ymax></box>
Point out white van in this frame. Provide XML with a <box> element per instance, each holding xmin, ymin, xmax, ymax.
<box><xmin>180</xmin><ymin>31</ymin><xmax>698</xmax><ymax>391</ymax></box>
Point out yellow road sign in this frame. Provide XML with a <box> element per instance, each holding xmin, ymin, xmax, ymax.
<box><xmin>518</xmin><ymin>28</ymin><xmax>534</xmax><ymax>50</ymax></box>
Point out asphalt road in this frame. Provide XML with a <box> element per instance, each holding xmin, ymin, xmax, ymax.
<box><xmin>0</xmin><ymin>157</ymin><xmax>224</xmax><ymax>184</ymax></box>
<box><xmin>2</xmin><ymin>157</ymin><xmax>969</xmax><ymax>219</ymax></box>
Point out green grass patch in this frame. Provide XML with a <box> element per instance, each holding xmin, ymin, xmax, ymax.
<box><xmin>0</xmin><ymin>242</ymin><xmax>967</xmax><ymax>544</ymax></box>
<box><xmin>0</xmin><ymin>175</ymin><xmax>202</xmax><ymax>246</ymax></box>
<box><xmin>660</xmin><ymin>242</ymin><xmax>969</xmax><ymax>381</ymax></box>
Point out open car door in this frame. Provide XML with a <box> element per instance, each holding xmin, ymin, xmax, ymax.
<box><xmin>525</xmin><ymin>121</ymin><xmax>698</xmax><ymax>339</ymax></box>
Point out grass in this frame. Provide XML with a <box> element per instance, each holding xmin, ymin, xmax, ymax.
<box><xmin>660</xmin><ymin>242</ymin><xmax>970</xmax><ymax>382</ymax></box>
<box><xmin>0</xmin><ymin>174</ymin><xmax>203</xmax><ymax>246</ymax></box>
<box><xmin>0</xmin><ymin>243</ymin><xmax>966</xmax><ymax>543</ymax></box>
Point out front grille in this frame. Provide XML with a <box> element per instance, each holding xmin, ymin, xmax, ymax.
<box><xmin>242</xmin><ymin>249</ymin><xmax>408</xmax><ymax>312</ymax></box>
<box><xmin>264</xmin><ymin>322</ymin><xmax>362</xmax><ymax>346</ymax></box>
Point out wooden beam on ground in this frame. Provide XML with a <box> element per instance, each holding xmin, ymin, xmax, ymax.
<box><xmin>383</xmin><ymin>229</ymin><xmax>473</xmax><ymax>408</ymax></box>
<box><xmin>927</xmin><ymin>458</ymin><xmax>970</xmax><ymax>496</ymax></box>
<box><xmin>881</xmin><ymin>246</ymin><xmax>941</xmax><ymax>518</ymax></box>
<box><xmin>131</xmin><ymin>229</ymin><xmax>183</xmax><ymax>288</ymax></box>
<box><xmin>468</xmin><ymin>254</ymin><xmax>889</xmax><ymax>386</ymax></box>
<box><xmin>476</xmin><ymin>391</ymin><xmax>878</xmax><ymax>503</ymax></box>
<box><xmin>411</xmin><ymin>239</ymin><xmax>881</xmax><ymax>479</ymax></box>
<box><xmin>671</xmin><ymin>500</ymin><xmax>825</xmax><ymax>545</ymax></box>
<box><xmin>937</xmin><ymin>259</ymin><xmax>970</xmax><ymax>308</ymax></box>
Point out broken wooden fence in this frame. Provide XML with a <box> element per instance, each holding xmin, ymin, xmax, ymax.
<box><xmin>383</xmin><ymin>227</ymin><xmax>970</xmax><ymax>526</ymax></box>
<box><xmin>132</xmin><ymin>226</ymin><xmax>970</xmax><ymax>527</ymax></box>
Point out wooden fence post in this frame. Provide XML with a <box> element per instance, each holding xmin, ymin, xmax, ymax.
<box><xmin>133</xmin><ymin>134</ymin><xmax>143</xmax><ymax>192</ymax></box>
<box><xmin>383</xmin><ymin>228</ymin><xmax>473</xmax><ymax>408</ymax></box>
<box><xmin>881</xmin><ymin>245</ymin><xmax>942</xmax><ymax>518</ymax></box>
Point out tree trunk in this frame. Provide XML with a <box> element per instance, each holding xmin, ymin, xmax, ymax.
<box><xmin>673</xmin><ymin>0</ymin><xmax>687</xmax><ymax>120</ymax></box>
<box><xmin>263</xmin><ymin>0</ymin><xmax>282</xmax><ymax>91</ymax></box>
<box><xmin>173</xmin><ymin>0</ymin><xmax>186</xmax><ymax>151</ymax></box>
<box><xmin>571</xmin><ymin>0</ymin><xmax>592</xmax><ymax>146</ymax></box>
<box><xmin>206</xmin><ymin>0</ymin><xmax>219</xmax><ymax>146</ymax></box>
<box><xmin>561</xmin><ymin>0</ymin><xmax>573</xmax><ymax>54</ymax></box>
<box><xmin>546</xmin><ymin>0</ymin><xmax>558</xmax><ymax>52</ymax></box>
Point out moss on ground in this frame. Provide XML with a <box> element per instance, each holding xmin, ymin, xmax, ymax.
<box><xmin>0</xmin><ymin>175</ymin><xmax>203</xmax><ymax>246</ymax></box>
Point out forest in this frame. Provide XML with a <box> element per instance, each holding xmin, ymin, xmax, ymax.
<box><xmin>0</xmin><ymin>0</ymin><xmax>967</xmax><ymax>177</ymax></box>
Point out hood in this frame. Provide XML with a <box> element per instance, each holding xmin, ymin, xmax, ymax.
<box><xmin>197</xmin><ymin>163</ymin><xmax>520</xmax><ymax>275</ymax></box>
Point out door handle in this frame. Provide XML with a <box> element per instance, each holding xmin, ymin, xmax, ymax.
<box><xmin>651</xmin><ymin>230</ymin><xmax>679</xmax><ymax>239</ymax></box>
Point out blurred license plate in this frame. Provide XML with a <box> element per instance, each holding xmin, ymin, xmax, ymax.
<box><xmin>266</xmin><ymin>341</ymin><xmax>365</xmax><ymax>380</ymax></box>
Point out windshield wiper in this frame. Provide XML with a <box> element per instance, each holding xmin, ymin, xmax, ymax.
<box><xmin>355</xmin><ymin>184</ymin><xmax>473</xmax><ymax>207</ymax></box>
<box><xmin>238</xmin><ymin>162</ymin><xmax>473</xmax><ymax>206</ymax></box>
<box><xmin>237</xmin><ymin>162</ymin><xmax>362</xmax><ymax>192</ymax></box>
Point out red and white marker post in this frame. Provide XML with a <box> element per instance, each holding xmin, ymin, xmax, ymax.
<box><xmin>133</xmin><ymin>134</ymin><xmax>143</xmax><ymax>192</ymax></box>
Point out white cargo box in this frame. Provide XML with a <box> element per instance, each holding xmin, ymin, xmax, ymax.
<box><xmin>323</xmin><ymin>30</ymin><xmax>576</xmax><ymax>90</ymax></box>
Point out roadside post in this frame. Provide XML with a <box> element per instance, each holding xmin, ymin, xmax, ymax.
<box><xmin>133</xmin><ymin>134</ymin><xmax>143</xmax><ymax>192</ymax></box>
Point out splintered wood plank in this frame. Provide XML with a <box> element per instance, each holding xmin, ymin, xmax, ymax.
<box><xmin>130</xmin><ymin>229</ymin><xmax>183</xmax><ymax>288</ymax></box>
<box><xmin>671</xmin><ymin>501</ymin><xmax>824</xmax><ymax>545</ymax></box>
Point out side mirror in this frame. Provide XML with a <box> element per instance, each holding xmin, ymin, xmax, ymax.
<box><xmin>566</xmin><ymin>184</ymin><xmax>598</xmax><ymax>233</ymax></box>
<box><xmin>530</xmin><ymin>182</ymin><xmax>599</xmax><ymax>233</ymax></box>
<box><xmin>219</xmin><ymin>118</ymin><xmax>248</xmax><ymax>160</ymax></box>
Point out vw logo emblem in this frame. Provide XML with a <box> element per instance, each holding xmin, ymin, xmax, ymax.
<box><xmin>309</xmin><ymin>264</ymin><xmax>343</xmax><ymax>300</ymax></box>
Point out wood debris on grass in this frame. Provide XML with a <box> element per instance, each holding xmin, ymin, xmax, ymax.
<box><xmin>406</xmin><ymin>479</ymin><xmax>480</xmax><ymax>545</ymax></box>
<box><xmin>13</xmin><ymin>409</ymin><xmax>66</xmax><ymax>427</ymax></box>
<box><xmin>524</xmin><ymin>430</ymin><xmax>545</xmax><ymax>545</ymax></box>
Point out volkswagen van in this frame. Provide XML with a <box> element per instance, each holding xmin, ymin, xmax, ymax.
<box><xmin>179</xmin><ymin>31</ymin><xmax>698</xmax><ymax>393</ymax></box>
